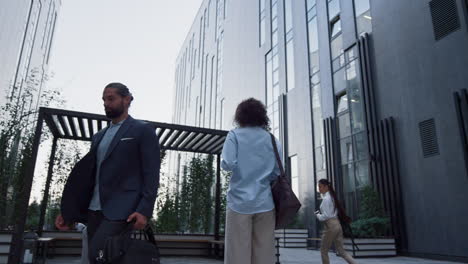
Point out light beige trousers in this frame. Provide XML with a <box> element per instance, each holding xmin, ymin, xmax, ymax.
<box><xmin>320</xmin><ymin>218</ymin><xmax>357</xmax><ymax>264</ymax></box>
<box><xmin>224</xmin><ymin>208</ymin><xmax>275</xmax><ymax>264</ymax></box>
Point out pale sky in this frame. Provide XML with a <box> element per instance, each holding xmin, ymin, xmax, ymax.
<box><xmin>31</xmin><ymin>0</ymin><xmax>204</xmax><ymax>202</ymax></box>
<box><xmin>48</xmin><ymin>0</ymin><xmax>203</xmax><ymax>122</ymax></box>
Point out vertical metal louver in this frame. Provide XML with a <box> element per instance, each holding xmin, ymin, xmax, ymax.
<box><xmin>419</xmin><ymin>118</ymin><xmax>440</xmax><ymax>158</ymax></box>
<box><xmin>429</xmin><ymin>0</ymin><xmax>461</xmax><ymax>40</ymax></box>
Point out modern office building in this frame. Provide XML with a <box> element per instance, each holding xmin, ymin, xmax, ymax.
<box><xmin>0</xmin><ymin>0</ymin><xmax>61</xmax><ymax>108</ymax></box>
<box><xmin>172</xmin><ymin>0</ymin><xmax>468</xmax><ymax>260</ymax></box>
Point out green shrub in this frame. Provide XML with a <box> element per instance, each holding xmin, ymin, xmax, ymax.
<box><xmin>350</xmin><ymin>185</ymin><xmax>390</xmax><ymax>238</ymax></box>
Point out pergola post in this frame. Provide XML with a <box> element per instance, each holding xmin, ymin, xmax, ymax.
<box><xmin>8</xmin><ymin>109</ymin><xmax>45</xmax><ymax>264</ymax></box>
<box><xmin>214</xmin><ymin>154</ymin><xmax>222</xmax><ymax>255</ymax></box>
<box><xmin>37</xmin><ymin>137</ymin><xmax>58</xmax><ymax>236</ymax></box>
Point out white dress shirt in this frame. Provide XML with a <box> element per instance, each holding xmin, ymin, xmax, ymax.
<box><xmin>316</xmin><ymin>191</ymin><xmax>337</xmax><ymax>221</ymax></box>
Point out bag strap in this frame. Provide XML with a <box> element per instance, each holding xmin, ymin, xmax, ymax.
<box><xmin>270</xmin><ymin>133</ymin><xmax>285</xmax><ymax>177</ymax></box>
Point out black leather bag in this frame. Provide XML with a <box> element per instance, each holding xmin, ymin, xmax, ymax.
<box><xmin>270</xmin><ymin>134</ymin><xmax>302</xmax><ymax>229</ymax></box>
<box><xmin>96</xmin><ymin>224</ymin><xmax>160</xmax><ymax>264</ymax></box>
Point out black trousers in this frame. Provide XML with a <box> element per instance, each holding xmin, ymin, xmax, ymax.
<box><xmin>87</xmin><ymin>210</ymin><xmax>128</xmax><ymax>263</ymax></box>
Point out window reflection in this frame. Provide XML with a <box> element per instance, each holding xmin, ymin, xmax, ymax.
<box><xmin>354</xmin><ymin>0</ymin><xmax>372</xmax><ymax>35</ymax></box>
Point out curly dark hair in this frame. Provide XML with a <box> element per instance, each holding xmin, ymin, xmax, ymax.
<box><xmin>234</xmin><ymin>98</ymin><xmax>270</xmax><ymax>130</ymax></box>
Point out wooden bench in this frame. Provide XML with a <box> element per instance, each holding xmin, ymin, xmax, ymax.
<box><xmin>208</xmin><ymin>240</ymin><xmax>224</xmax><ymax>258</ymax></box>
<box><xmin>36</xmin><ymin>237</ymin><xmax>56</xmax><ymax>261</ymax></box>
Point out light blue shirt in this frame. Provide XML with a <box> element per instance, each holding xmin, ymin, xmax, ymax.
<box><xmin>221</xmin><ymin>127</ymin><xmax>283</xmax><ymax>214</ymax></box>
<box><xmin>88</xmin><ymin>119</ymin><xmax>125</xmax><ymax>211</ymax></box>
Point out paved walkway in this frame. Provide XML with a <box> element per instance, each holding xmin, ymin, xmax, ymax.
<box><xmin>47</xmin><ymin>248</ymin><xmax>464</xmax><ymax>264</ymax></box>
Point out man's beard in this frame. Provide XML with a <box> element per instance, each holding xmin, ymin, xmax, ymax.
<box><xmin>105</xmin><ymin>103</ymin><xmax>125</xmax><ymax>119</ymax></box>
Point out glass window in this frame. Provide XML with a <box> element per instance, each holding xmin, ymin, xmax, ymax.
<box><xmin>333</xmin><ymin>68</ymin><xmax>346</xmax><ymax>93</ymax></box>
<box><xmin>290</xmin><ymin>155</ymin><xmax>299</xmax><ymax>195</ymax></box>
<box><xmin>273</xmin><ymin>55</ymin><xmax>279</xmax><ymax>69</ymax></box>
<box><xmin>336</xmin><ymin>94</ymin><xmax>348</xmax><ymax>113</ymax></box>
<box><xmin>342</xmin><ymin>163</ymin><xmax>355</xmax><ymax>192</ymax></box>
<box><xmin>354</xmin><ymin>0</ymin><xmax>370</xmax><ymax>17</ymax></box>
<box><xmin>273</xmin><ymin>70</ymin><xmax>279</xmax><ymax>85</ymax></box>
<box><xmin>312</xmin><ymin>83</ymin><xmax>323</xmax><ymax>145</ymax></box>
<box><xmin>330</xmin><ymin>18</ymin><xmax>342</xmax><ymax>38</ymax></box>
<box><xmin>355</xmin><ymin>160</ymin><xmax>369</xmax><ymax>187</ymax></box>
<box><xmin>260</xmin><ymin>19</ymin><xmax>266</xmax><ymax>46</ymax></box>
<box><xmin>311</xmin><ymin>73</ymin><xmax>320</xmax><ymax>85</ymax></box>
<box><xmin>266</xmin><ymin>54</ymin><xmax>273</xmax><ymax>105</ymax></box>
<box><xmin>284</xmin><ymin>0</ymin><xmax>293</xmax><ymax>34</ymax></box>
<box><xmin>354</xmin><ymin>0</ymin><xmax>372</xmax><ymax>35</ymax></box>
<box><xmin>272</xmin><ymin>2</ymin><xmax>278</xmax><ymax>18</ymax></box>
<box><xmin>353</xmin><ymin>132</ymin><xmax>368</xmax><ymax>161</ymax></box>
<box><xmin>338</xmin><ymin>113</ymin><xmax>351</xmax><ymax>138</ymax></box>
<box><xmin>347</xmin><ymin>61</ymin><xmax>365</xmax><ymax>133</ymax></box>
<box><xmin>307</xmin><ymin>0</ymin><xmax>316</xmax><ymax>10</ymax></box>
<box><xmin>330</xmin><ymin>33</ymin><xmax>343</xmax><ymax>59</ymax></box>
<box><xmin>308</xmin><ymin>17</ymin><xmax>319</xmax><ymax>75</ymax></box>
<box><xmin>286</xmin><ymin>41</ymin><xmax>295</xmax><ymax>91</ymax></box>
<box><xmin>272</xmin><ymin>31</ymin><xmax>279</xmax><ymax>47</ymax></box>
<box><xmin>317</xmin><ymin>170</ymin><xmax>327</xmax><ymax>180</ymax></box>
<box><xmin>328</xmin><ymin>0</ymin><xmax>340</xmax><ymax>20</ymax></box>
<box><xmin>260</xmin><ymin>0</ymin><xmax>267</xmax><ymax>46</ymax></box>
<box><xmin>314</xmin><ymin>147</ymin><xmax>326</xmax><ymax>171</ymax></box>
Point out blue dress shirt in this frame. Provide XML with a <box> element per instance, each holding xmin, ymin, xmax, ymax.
<box><xmin>221</xmin><ymin>127</ymin><xmax>283</xmax><ymax>214</ymax></box>
<box><xmin>89</xmin><ymin>119</ymin><xmax>125</xmax><ymax>211</ymax></box>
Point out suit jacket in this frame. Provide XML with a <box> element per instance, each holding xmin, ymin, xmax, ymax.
<box><xmin>61</xmin><ymin>116</ymin><xmax>160</xmax><ymax>223</ymax></box>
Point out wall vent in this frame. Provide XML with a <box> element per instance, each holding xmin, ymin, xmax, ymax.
<box><xmin>429</xmin><ymin>0</ymin><xmax>461</xmax><ymax>40</ymax></box>
<box><xmin>419</xmin><ymin>118</ymin><xmax>440</xmax><ymax>158</ymax></box>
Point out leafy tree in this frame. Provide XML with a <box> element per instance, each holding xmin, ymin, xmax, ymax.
<box><xmin>0</xmin><ymin>68</ymin><xmax>64</xmax><ymax>230</ymax></box>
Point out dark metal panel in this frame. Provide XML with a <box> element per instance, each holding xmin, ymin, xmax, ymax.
<box><xmin>157</xmin><ymin>128</ymin><xmax>166</xmax><ymax>139</ymax></box>
<box><xmin>214</xmin><ymin>154</ymin><xmax>221</xmax><ymax>247</ymax></box>
<box><xmin>39</xmin><ymin>107</ymin><xmax>229</xmax><ymax>151</ymax></box>
<box><xmin>57</xmin><ymin>115</ymin><xmax>71</xmax><ymax>137</ymax></box>
<box><xmin>179</xmin><ymin>132</ymin><xmax>200</xmax><ymax>149</ymax></box>
<box><xmin>88</xmin><ymin>118</ymin><xmax>94</xmax><ymax>137</ymax></box>
<box><xmin>66</xmin><ymin>115</ymin><xmax>77</xmax><ymax>138</ymax></box>
<box><xmin>380</xmin><ymin>120</ymin><xmax>392</xmax><ymax>225</ymax></box>
<box><xmin>204</xmin><ymin>136</ymin><xmax>226</xmax><ymax>153</ymax></box>
<box><xmin>44</xmin><ymin>114</ymin><xmax>60</xmax><ymax>138</ymax></box>
<box><xmin>197</xmin><ymin>135</ymin><xmax>221</xmax><ymax>152</ymax></box>
<box><xmin>171</xmin><ymin>131</ymin><xmax>192</xmax><ymax>149</ymax></box>
<box><xmin>160</xmin><ymin>129</ymin><xmax>175</xmax><ymax>146</ymax></box>
<box><xmin>165</xmin><ymin>130</ymin><xmax>184</xmax><ymax>148</ymax></box>
<box><xmin>78</xmin><ymin>117</ymin><xmax>87</xmax><ymax>139</ymax></box>
<box><xmin>184</xmin><ymin>133</ymin><xmax>206</xmax><ymax>149</ymax></box>
<box><xmin>97</xmin><ymin>118</ymin><xmax>103</xmax><ymax>131</ymax></box>
<box><xmin>191</xmin><ymin>134</ymin><xmax>213</xmax><ymax>151</ymax></box>
<box><xmin>388</xmin><ymin>118</ymin><xmax>407</xmax><ymax>250</ymax></box>
<box><xmin>211</xmin><ymin>143</ymin><xmax>225</xmax><ymax>155</ymax></box>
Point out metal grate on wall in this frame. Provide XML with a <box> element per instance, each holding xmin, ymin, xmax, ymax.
<box><xmin>419</xmin><ymin>118</ymin><xmax>440</xmax><ymax>158</ymax></box>
<box><xmin>429</xmin><ymin>0</ymin><xmax>461</xmax><ymax>40</ymax></box>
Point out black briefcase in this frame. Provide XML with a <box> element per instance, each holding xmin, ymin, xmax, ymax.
<box><xmin>97</xmin><ymin>224</ymin><xmax>160</xmax><ymax>264</ymax></box>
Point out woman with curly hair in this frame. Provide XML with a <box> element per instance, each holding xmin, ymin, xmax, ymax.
<box><xmin>221</xmin><ymin>98</ymin><xmax>282</xmax><ymax>264</ymax></box>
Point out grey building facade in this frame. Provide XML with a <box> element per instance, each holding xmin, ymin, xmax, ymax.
<box><xmin>0</xmin><ymin>0</ymin><xmax>61</xmax><ymax>108</ymax></box>
<box><xmin>172</xmin><ymin>0</ymin><xmax>468</xmax><ymax>260</ymax></box>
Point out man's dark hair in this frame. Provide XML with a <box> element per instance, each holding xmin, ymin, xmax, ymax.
<box><xmin>234</xmin><ymin>98</ymin><xmax>270</xmax><ymax>130</ymax></box>
<box><xmin>105</xmin><ymin>82</ymin><xmax>134</xmax><ymax>104</ymax></box>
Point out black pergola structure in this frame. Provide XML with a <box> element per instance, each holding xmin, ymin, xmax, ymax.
<box><xmin>8</xmin><ymin>107</ymin><xmax>228</xmax><ymax>264</ymax></box>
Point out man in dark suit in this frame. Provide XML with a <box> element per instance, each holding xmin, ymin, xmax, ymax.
<box><xmin>55</xmin><ymin>82</ymin><xmax>160</xmax><ymax>263</ymax></box>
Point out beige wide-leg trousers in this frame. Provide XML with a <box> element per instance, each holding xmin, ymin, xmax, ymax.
<box><xmin>320</xmin><ymin>218</ymin><xmax>357</xmax><ymax>264</ymax></box>
<box><xmin>224</xmin><ymin>208</ymin><xmax>275</xmax><ymax>264</ymax></box>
